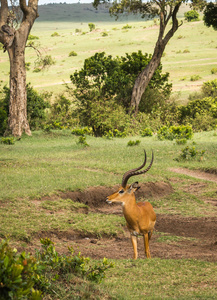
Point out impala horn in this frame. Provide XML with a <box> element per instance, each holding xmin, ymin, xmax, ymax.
<box><xmin>121</xmin><ymin>150</ymin><xmax>154</xmax><ymax>188</ymax></box>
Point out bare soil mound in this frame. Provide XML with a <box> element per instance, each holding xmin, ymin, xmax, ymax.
<box><xmin>59</xmin><ymin>181</ymin><xmax>174</xmax><ymax>208</ymax></box>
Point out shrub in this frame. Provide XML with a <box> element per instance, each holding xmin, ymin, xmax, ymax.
<box><xmin>127</xmin><ymin>140</ymin><xmax>141</xmax><ymax>146</ymax></box>
<box><xmin>88</xmin><ymin>23</ymin><xmax>95</xmax><ymax>32</ymax></box>
<box><xmin>69</xmin><ymin>51</ymin><xmax>77</xmax><ymax>57</ymax></box>
<box><xmin>140</xmin><ymin>128</ymin><xmax>153</xmax><ymax>137</ymax></box>
<box><xmin>0</xmin><ymin>238</ymin><xmax>114</xmax><ymax>299</ymax></box>
<box><xmin>184</xmin><ymin>10</ymin><xmax>200</xmax><ymax>22</ymax></box>
<box><xmin>102</xmin><ymin>31</ymin><xmax>108</xmax><ymax>37</ymax></box>
<box><xmin>201</xmin><ymin>79</ymin><xmax>217</xmax><ymax>97</ymax></box>
<box><xmin>77</xmin><ymin>136</ymin><xmax>89</xmax><ymax>147</ymax></box>
<box><xmin>190</xmin><ymin>75</ymin><xmax>201</xmax><ymax>81</ymax></box>
<box><xmin>122</xmin><ymin>24</ymin><xmax>132</xmax><ymax>29</ymax></box>
<box><xmin>211</xmin><ymin>68</ymin><xmax>217</xmax><ymax>75</ymax></box>
<box><xmin>175</xmin><ymin>146</ymin><xmax>205</xmax><ymax>161</ymax></box>
<box><xmin>1</xmin><ymin>137</ymin><xmax>15</xmax><ymax>145</ymax></box>
<box><xmin>28</xmin><ymin>34</ymin><xmax>39</xmax><ymax>40</ymax></box>
<box><xmin>0</xmin><ymin>239</ymin><xmax>42</xmax><ymax>299</ymax></box>
<box><xmin>71</xmin><ymin>127</ymin><xmax>92</xmax><ymax>136</ymax></box>
<box><xmin>51</xmin><ymin>32</ymin><xmax>60</xmax><ymax>37</ymax></box>
<box><xmin>0</xmin><ymin>84</ymin><xmax>50</xmax><ymax>131</ymax></box>
<box><xmin>157</xmin><ymin>125</ymin><xmax>193</xmax><ymax>141</ymax></box>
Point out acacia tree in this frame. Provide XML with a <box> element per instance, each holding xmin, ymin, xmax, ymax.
<box><xmin>93</xmin><ymin>0</ymin><xmax>206</xmax><ymax>114</ymax></box>
<box><xmin>0</xmin><ymin>0</ymin><xmax>39</xmax><ymax>137</ymax></box>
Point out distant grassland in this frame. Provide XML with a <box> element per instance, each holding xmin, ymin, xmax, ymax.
<box><xmin>0</xmin><ymin>3</ymin><xmax>217</xmax><ymax>102</ymax></box>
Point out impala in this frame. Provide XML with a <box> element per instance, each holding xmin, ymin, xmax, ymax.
<box><xmin>106</xmin><ymin>150</ymin><xmax>156</xmax><ymax>259</ymax></box>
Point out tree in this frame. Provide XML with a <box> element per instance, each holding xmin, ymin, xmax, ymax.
<box><xmin>203</xmin><ymin>2</ymin><xmax>217</xmax><ymax>30</ymax></box>
<box><xmin>93</xmin><ymin>0</ymin><xmax>206</xmax><ymax>114</ymax></box>
<box><xmin>184</xmin><ymin>10</ymin><xmax>200</xmax><ymax>22</ymax></box>
<box><xmin>0</xmin><ymin>0</ymin><xmax>39</xmax><ymax>137</ymax></box>
<box><xmin>70</xmin><ymin>51</ymin><xmax>171</xmax><ymax>136</ymax></box>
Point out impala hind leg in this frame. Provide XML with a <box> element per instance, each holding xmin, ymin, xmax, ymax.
<box><xmin>144</xmin><ymin>233</ymin><xmax>151</xmax><ymax>258</ymax></box>
<box><xmin>130</xmin><ymin>235</ymin><xmax>138</xmax><ymax>259</ymax></box>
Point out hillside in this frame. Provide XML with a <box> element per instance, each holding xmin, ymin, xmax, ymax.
<box><xmin>37</xmin><ymin>3</ymin><xmax>190</xmax><ymax>23</ymax></box>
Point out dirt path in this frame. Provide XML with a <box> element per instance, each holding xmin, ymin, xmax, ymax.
<box><xmin>170</xmin><ymin>168</ymin><xmax>217</xmax><ymax>183</ymax></box>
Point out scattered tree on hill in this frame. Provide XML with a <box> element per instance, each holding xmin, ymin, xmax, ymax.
<box><xmin>184</xmin><ymin>10</ymin><xmax>200</xmax><ymax>22</ymax></box>
<box><xmin>203</xmin><ymin>2</ymin><xmax>217</xmax><ymax>30</ymax></box>
<box><xmin>93</xmin><ymin>0</ymin><xmax>208</xmax><ymax>114</ymax></box>
<box><xmin>0</xmin><ymin>0</ymin><xmax>39</xmax><ymax>137</ymax></box>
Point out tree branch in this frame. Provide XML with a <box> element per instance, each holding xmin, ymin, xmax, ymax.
<box><xmin>0</xmin><ymin>0</ymin><xmax>9</xmax><ymax>26</ymax></box>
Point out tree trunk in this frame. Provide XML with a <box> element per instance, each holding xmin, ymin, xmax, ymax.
<box><xmin>129</xmin><ymin>3</ymin><xmax>182</xmax><ymax>115</ymax></box>
<box><xmin>0</xmin><ymin>0</ymin><xmax>39</xmax><ymax>137</ymax></box>
<box><xmin>6</xmin><ymin>32</ymin><xmax>31</xmax><ymax>137</ymax></box>
<box><xmin>130</xmin><ymin>41</ymin><xmax>165</xmax><ymax>114</ymax></box>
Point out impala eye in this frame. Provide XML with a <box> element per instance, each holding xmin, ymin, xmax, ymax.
<box><xmin>119</xmin><ymin>189</ymin><xmax>124</xmax><ymax>194</ymax></box>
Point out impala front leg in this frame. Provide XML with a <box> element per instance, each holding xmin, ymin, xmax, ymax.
<box><xmin>130</xmin><ymin>235</ymin><xmax>138</xmax><ymax>259</ymax></box>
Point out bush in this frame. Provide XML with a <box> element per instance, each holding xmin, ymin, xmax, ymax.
<box><xmin>69</xmin><ymin>51</ymin><xmax>77</xmax><ymax>57</ymax></box>
<box><xmin>1</xmin><ymin>137</ymin><xmax>15</xmax><ymax>145</ymax></box>
<box><xmin>77</xmin><ymin>136</ymin><xmax>89</xmax><ymax>147</ymax></box>
<box><xmin>175</xmin><ymin>146</ymin><xmax>205</xmax><ymax>161</ymax></box>
<box><xmin>140</xmin><ymin>128</ymin><xmax>153</xmax><ymax>137</ymax></box>
<box><xmin>71</xmin><ymin>127</ymin><xmax>92</xmax><ymax>136</ymax></box>
<box><xmin>184</xmin><ymin>10</ymin><xmax>200</xmax><ymax>22</ymax></box>
<box><xmin>201</xmin><ymin>79</ymin><xmax>217</xmax><ymax>98</ymax></box>
<box><xmin>0</xmin><ymin>84</ymin><xmax>50</xmax><ymax>132</ymax></box>
<box><xmin>28</xmin><ymin>34</ymin><xmax>39</xmax><ymax>40</ymax></box>
<box><xmin>190</xmin><ymin>75</ymin><xmax>201</xmax><ymax>81</ymax></box>
<box><xmin>0</xmin><ymin>238</ymin><xmax>114</xmax><ymax>299</ymax></box>
<box><xmin>88</xmin><ymin>23</ymin><xmax>95</xmax><ymax>32</ymax></box>
<box><xmin>127</xmin><ymin>140</ymin><xmax>141</xmax><ymax>146</ymax></box>
<box><xmin>157</xmin><ymin>125</ymin><xmax>193</xmax><ymax>141</ymax></box>
<box><xmin>211</xmin><ymin>68</ymin><xmax>217</xmax><ymax>75</ymax></box>
<box><xmin>51</xmin><ymin>32</ymin><xmax>60</xmax><ymax>37</ymax></box>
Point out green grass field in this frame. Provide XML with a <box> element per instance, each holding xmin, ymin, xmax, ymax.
<box><xmin>0</xmin><ymin>4</ymin><xmax>217</xmax><ymax>102</ymax></box>
<box><xmin>0</xmin><ymin>130</ymin><xmax>217</xmax><ymax>298</ymax></box>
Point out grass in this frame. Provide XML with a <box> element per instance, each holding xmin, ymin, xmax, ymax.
<box><xmin>1</xmin><ymin>130</ymin><xmax>217</xmax><ymax>298</ymax></box>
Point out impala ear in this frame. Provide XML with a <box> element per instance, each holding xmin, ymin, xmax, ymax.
<box><xmin>129</xmin><ymin>182</ymin><xmax>140</xmax><ymax>192</ymax></box>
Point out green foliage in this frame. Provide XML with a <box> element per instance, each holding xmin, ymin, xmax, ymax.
<box><xmin>34</xmin><ymin>55</ymin><xmax>56</xmax><ymax>72</ymax></box>
<box><xmin>178</xmin><ymin>96</ymin><xmax>217</xmax><ymax>131</ymax></box>
<box><xmin>51</xmin><ymin>32</ymin><xmax>60</xmax><ymax>37</ymax></box>
<box><xmin>70</xmin><ymin>51</ymin><xmax>171</xmax><ymax>136</ymax></box>
<box><xmin>47</xmin><ymin>95</ymin><xmax>77</xmax><ymax>128</ymax></box>
<box><xmin>211</xmin><ymin>68</ymin><xmax>217</xmax><ymax>75</ymax></box>
<box><xmin>190</xmin><ymin>74</ymin><xmax>201</xmax><ymax>81</ymax></box>
<box><xmin>122</xmin><ymin>24</ymin><xmax>132</xmax><ymax>29</ymax></box>
<box><xmin>175</xmin><ymin>138</ymin><xmax>187</xmax><ymax>145</ymax></box>
<box><xmin>71</xmin><ymin>127</ymin><xmax>92</xmax><ymax>136</ymax></box>
<box><xmin>0</xmin><ymin>239</ymin><xmax>42</xmax><ymax>300</ymax></box>
<box><xmin>157</xmin><ymin>125</ymin><xmax>193</xmax><ymax>141</ymax></box>
<box><xmin>102</xmin><ymin>31</ymin><xmax>108</xmax><ymax>37</ymax></box>
<box><xmin>0</xmin><ymin>84</ymin><xmax>50</xmax><ymax>133</ymax></box>
<box><xmin>88</xmin><ymin>23</ymin><xmax>95</xmax><ymax>32</ymax></box>
<box><xmin>77</xmin><ymin>136</ymin><xmax>89</xmax><ymax>147</ymax></box>
<box><xmin>175</xmin><ymin>146</ymin><xmax>205</xmax><ymax>161</ymax></box>
<box><xmin>127</xmin><ymin>140</ymin><xmax>141</xmax><ymax>146</ymax></box>
<box><xmin>1</xmin><ymin>137</ymin><xmax>15</xmax><ymax>145</ymax></box>
<box><xmin>28</xmin><ymin>35</ymin><xmax>39</xmax><ymax>40</ymax></box>
<box><xmin>69</xmin><ymin>51</ymin><xmax>77</xmax><ymax>57</ymax></box>
<box><xmin>0</xmin><ymin>238</ymin><xmax>114</xmax><ymax>299</ymax></box>
<box><xmin>201</xmin><ymin>79</ymin><xmax>217</xmax><ymax>97</ymax></box>
<box><xmin>140</xmin><ymin>128</ymin><xmax>153</xmax><ymax>137</ymax></box>
<box><xmin>203</xmin><ymin>2</ymin><xmax>217</xmax><ymax>30</ymax></box>
<box><xmin>184</xmin><ymin>10</ymin><xmax>200</xmax><ymax>22</ymax></box>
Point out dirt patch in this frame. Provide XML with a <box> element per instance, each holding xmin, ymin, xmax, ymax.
<box><xmin>29</xmin><ymin>214</ymin><xmax>217</xmax><ymax>262</ymax></box>
<box><xmin>58</xmin><ymin>181</ymin><xmax>174</xmax><ymax>208</ymax></box>
<box><xmin>170</xmin><ymin>168</ymin><xmax>217</xmax><ymax>183</ymax></box>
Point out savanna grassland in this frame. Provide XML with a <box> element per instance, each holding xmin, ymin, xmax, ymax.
<box><xmin>0</xmin><ymin>3</ymin><xmax>217</xmax><ymax>299</ymax></box>
<box><xmin>0</xmin><ymin>3</ymin><xmax>217</xmax><ymax>101</ymax></box>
